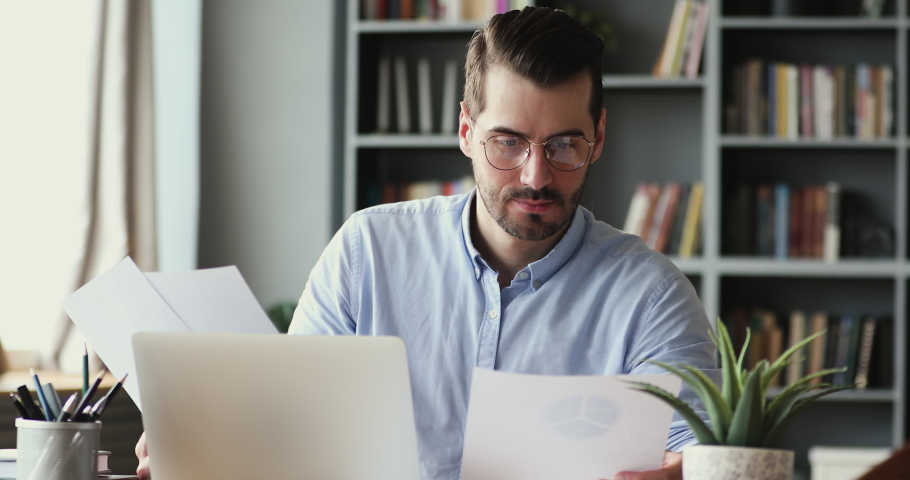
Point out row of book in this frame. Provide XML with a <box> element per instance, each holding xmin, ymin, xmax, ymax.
<box><xmin>622</xmin><ymin>182</ymin><xmax>704</xmax><ymax>258</ymax></box>
<box><xmin>729</xmin><ymin>60</ymin><xmax>894</xmax><ymax>139</ymax></box>
<box><xmin>724</xmin><ymin>182</ymin><xmax>894</xmax><ymax>260</ymax></box>
<box><xmin>376</xmin><ymin>55</ymin><xmax>459</xmax><ymax>135</ymax></box>
<box><xmin>653</xmin><ymin>0</ymin><xmax>710</xmax><ymax>79</ymax></box>
<box><xmin>725</xmin><ymin>308</ymin><xmax>893</xmax><ymax>390</ymax></box>
<box><xmin>364</xmin><ymin>176</ymin><xmax>476</xmax><ymax>206</ymax></box>
<box><xmin>361</xmin><ymin>0</ymin><xmax>530</xmax><ymax>21</ymax></box>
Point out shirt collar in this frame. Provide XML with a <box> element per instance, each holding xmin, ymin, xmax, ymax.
<box><xmin>460</xmin><ymin>188</ymin><xmax>588</xmax><ymax>289</ymax></box>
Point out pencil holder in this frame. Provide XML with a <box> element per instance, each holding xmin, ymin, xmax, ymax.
<box><xmin>15</xmin><ymin>418</ymin><xmax>101</xmax><ymax>480</ymax></box>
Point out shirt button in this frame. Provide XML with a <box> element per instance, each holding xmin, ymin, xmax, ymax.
<box><xmin>474</xmin><ymin>267</ymin><xmax>480</xmax><ymax>276</ymax></box>
<box><xmin>533</xmin><ymin>280</ymin><xmax>542</xmax><ymax>288</ymax></box>
<box><xmin>489</xmin><ymin>310</ymin><xmax>498</xmax><ymax>319</ymax></box>
<box><xmin>518</xmin><ymin>272</ymin><xmax>529</xmax><ymax>280</ymax></box>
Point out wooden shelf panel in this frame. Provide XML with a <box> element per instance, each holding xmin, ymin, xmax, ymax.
<box><xmin>765</xmin><ymin>388</ymin><xmax>897</xmax><ymax>403</ymax></box>
<box><xmin>601</xmin><ymin>75</ymin><xmax>705</xmax><ymax>89</ymax></box>
<box><xmin>720</xmin><ymin>136</ymin><xmax>899</xmax><ymax>149</ymax></box>
<box><xmin>355</xmin><ymin>134</ymin><xmax>460</xmax><ymax>148</ymax></box>
<box><xmin>720</xmin><ymin>17</ymin><xmax>900</xmax><ymax>30</ymax></box>
<box><xmin>717</xmin><ymin>258</ymin><xmax>900</xmax><ymax>277</ymax></box>
<box><xmin>355</xmin><ymin>20</ymin><xmax>484</xmax><ymax>33</ymax></box>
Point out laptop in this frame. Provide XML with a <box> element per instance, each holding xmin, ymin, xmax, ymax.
<box><xmin>132</xmin><ymin>332</ymin><xmax>421</xmax><ymax>480</ymax></box>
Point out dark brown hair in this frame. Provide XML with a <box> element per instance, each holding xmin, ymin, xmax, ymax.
<box><xmin>464</xmin><ymin>6</ymin><xmax>604</xmax><ymax>127</ymax></box>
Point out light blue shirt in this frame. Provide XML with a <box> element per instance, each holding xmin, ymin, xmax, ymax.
<box><xmin>289</xmin><ymin>190</ymin><xmax>717</xmax><ymax>480</ymax></box>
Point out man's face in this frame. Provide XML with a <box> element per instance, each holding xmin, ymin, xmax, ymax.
<box><xmin>459</xmin><ymin>66</ymin><xmax>605</xmax><ymax>242</ymax></box>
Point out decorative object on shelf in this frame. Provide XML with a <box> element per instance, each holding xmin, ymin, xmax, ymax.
<box><xmin>862</xmin><ymin>0</ymin><xmax>886</xmax><ymax>18</ymax></box>
<box><xmin>559</xmin><ymin>4</ymin><xmax>616</xmax><ymax>51</ymax></box>
<box><xmin>627</xmin><ymin>322</ymin><xmax>853</xmax><ymax>480</ymax></box>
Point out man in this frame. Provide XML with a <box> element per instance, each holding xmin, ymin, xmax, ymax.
<box><xmin>136</xmin><ymin>7</ymin><xmax>714</xmax><ymax>480</ymax></box>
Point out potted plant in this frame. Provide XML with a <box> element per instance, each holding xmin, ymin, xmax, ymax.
<box><xmin>628</xmin><ymin>322</ymin><xmax>853</xmax><ymax>480</ymax></box>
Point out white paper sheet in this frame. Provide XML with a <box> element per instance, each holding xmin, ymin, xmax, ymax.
<box><xmin>62</xmin><ymin>257</ymin><xmax>277</xmax><ymax>410</ymax></box>
<box><xmin>460</xmin><ymin>369</ymin><xmax>682</xmax><ymax>480</ymax></box>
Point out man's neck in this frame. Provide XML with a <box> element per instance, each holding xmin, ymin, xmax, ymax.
<box><xmin>470</xmin><ymin>196</ymin><xmax>568</xmax><ymax>289</ymax></box>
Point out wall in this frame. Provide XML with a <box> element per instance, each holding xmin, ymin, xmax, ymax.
<box><xmin>197</xmin><ymin>0</ymin><xmax>343</xmax><ymax>309</ymax></box>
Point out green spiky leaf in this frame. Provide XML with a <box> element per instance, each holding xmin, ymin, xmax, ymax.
<box><xmin>625</xmin><ymin>380</ymin><xmax>720</xmax><ymax>445</ymax></box>
<box><xmin>646</xmin><ymin>360</ymin><xmax>732</xmax><ymax>442</ymax></box>
<box><xmin>725</xmin><ymin>362</ymin><xmax>766</xmax><ymax>446</ymax></box>
<box><xmin>711</xmin><ymin>322</ymin><xmax>742</xmax><ymax>410</ymax></box>
<box><xmin>762</xmin><ymin>330</ymin><xmax>827</xmax><ymax>391</ymax></box>
<box><xmin>765</xmin><ymin>367</ymin><xmax>846</xmax><ymax>421</ymax></box>
<box><xmin>762</xmin><ymin>385</ymin><xmax>855</xmax><ymax>447</ymax></box>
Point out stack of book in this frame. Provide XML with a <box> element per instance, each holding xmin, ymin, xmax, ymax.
<box><xmin>724</xmin><ymin>308</ymin><xmax>892</xmax><ymax>390</ymax></box>
<box><xmin>622</xmin><ymin>182</ymin><xmax>704</xmax><ymax>258</ymax></box>
<box><xmin>652</xmin><ymin>0</ymin><xmax>710</xmax><ymax>79</ymax></box>
<box><xmin>365</xmin><ymin>176</ymin><xmax>476</xmax><ymax>207</ymax></box>
<box><xmin>729</xmin><ymin>60</ymin><xmax>894</xmax><ymax>139</ymax></box>
<box><xmin>361</xmin><ymin>0</ymin><xmax>530</xmax><ymax>21</ymax></box>
<box><xmin>725</xmin><ymin>181</ymin><xmax>892</xmax><ymax>260</ymax></box>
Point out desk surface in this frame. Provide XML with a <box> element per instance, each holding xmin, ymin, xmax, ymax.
<box><xmin>0</xmin><ymin>370</ymin><xmax>117</xmax><ymax>393</ymax></box>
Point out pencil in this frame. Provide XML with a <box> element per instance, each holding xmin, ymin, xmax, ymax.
<box><xmin>90</xmin><ymin>373</ymin><xmax>127</xmax><ymax>421</ymax></box>
<box><xmin>83</xmin><ymin>343</ymin><xmax>89</xmax><ymax>395</ymax></box>
<box><xmin>57</xmin><ymin>393</ymin><xmax>80</xmax><ymax>422</ymax></box>
<box><xmin>16</xmin><ymin>385</ymin><xmax>44</xmax><ymax>421</ymax></box>
<box><xmin>30</xmin><ymin>368</ymin><xmax>55</xmax><ymax>421</ymax></box>
<box><xmin>71</xmin><ymin>367</ymin><xmax>107</xmax><ymax>422</ymax></box>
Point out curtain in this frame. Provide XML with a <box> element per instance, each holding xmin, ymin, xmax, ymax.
<box><xmin>48</xmin><ymin>0</ymin><xmax>158</xmax><ymax>369</ymax></box>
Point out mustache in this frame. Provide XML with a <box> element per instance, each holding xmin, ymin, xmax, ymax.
<box><xmin>504</xmin><ymin>187</ymin><xmax>563</xmax><ymax>203</ymax></box>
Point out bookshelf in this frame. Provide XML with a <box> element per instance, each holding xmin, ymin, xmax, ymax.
<box><xmin>343</xmin><ymin>0</ymin><xmax>906</xmax><ymax>474</ymax></box>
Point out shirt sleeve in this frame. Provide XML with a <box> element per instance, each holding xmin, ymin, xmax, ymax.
<box><xmin>288</xmin><ymin>216</ymin><xmax>360</xmax><ymax>336</ymax></box>
<box><xmin>625</xmin><ymin>274</ymin><xmax>720</xmax><ymax>452</ymax></box>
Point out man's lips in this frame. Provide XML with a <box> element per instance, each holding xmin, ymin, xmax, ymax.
<box><xmin>512</xmin><ymin>199</ymin><xmax>554</xmax><ymax>214</ymax></box>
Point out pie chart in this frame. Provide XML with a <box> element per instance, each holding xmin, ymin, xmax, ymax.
<box><xmin>543</xmin><ymin>395</ymin><xmax>619</xmax><ymax>439</ymax></box>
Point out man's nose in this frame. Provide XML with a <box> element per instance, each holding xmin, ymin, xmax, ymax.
<box><xmin>519</xmin><ymin>143</ymin><xmax>553</xmax><ymax>191</ymax></box>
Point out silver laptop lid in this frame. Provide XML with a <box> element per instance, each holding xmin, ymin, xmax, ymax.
<box><xmin>133</xmin><ymin>332</ymin><xmax>421</xmax><ymax>480</ymax></box>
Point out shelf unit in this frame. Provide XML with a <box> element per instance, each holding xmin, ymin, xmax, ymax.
<box><xmin>343</xmin><ymin>0</ymin><xmax>907</xmax><ymax>473</ymax></box>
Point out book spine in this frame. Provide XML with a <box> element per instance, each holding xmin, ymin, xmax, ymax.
<box><xmin>786</xmin><ymin>310</ymin><xmax>806</xmax><ymax>385</ymax></box>
<box><xmin>823</xmin><ymin>181</ymin><xmax>841</xmax><ymax>263</ymax></box>
<box><xmin>853</xmin><ymin>317</ymin><xmax>876</xmax><ymax>389</ymax></box>
<box><xmin>376</xmin><ymin>56</ymin><xmax>391</xmax><ymax>133</ymax></box>
<box><xmin>394</xmin><ymin>56</ymin><xmax>411</xmax><ymax>133</ymax></box>
<box><xmin>679</xmin><ymin>182</ymin><xmax>704</xmax><ymax>259</ymax></box>
<box><xmin>440</xmin><ymin>59</ymin><xmax>458</xmax><ymax>133</ymax></box>
<box><xmin>774</xmin><ymin>183</ymin><xmax>789</xmax><ymax>260</ymax></box>
<box><xmin>683</xmin><ymin>2</ymin><xmax>709</xmax><ymax>79</ymax></box>
<box><xmin>658</xmin><ymin>0</ymin><xmax>687</xmax><ymax>77</ymax></box>
<box><xmin>417</xmin><ymin>57</ymin><xmax>433</xmax><ymax>134</ymax></box>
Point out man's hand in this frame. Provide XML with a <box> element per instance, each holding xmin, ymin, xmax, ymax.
<box><xmin>135</xmin><ymin>431</ymin><xmax>151</xmax><ymax>480</ymax></box>
<box><xmin>610</xmin><ymin>451</ymin><xmax>682</xmax><ymax>480</ymax></box>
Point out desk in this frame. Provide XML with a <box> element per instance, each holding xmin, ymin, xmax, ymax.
<box><xmin>1</xmin><ymin>371</ymin><xmax>142</xmax><ymax>475</ymax></box>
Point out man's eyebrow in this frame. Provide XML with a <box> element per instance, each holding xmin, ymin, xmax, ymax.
<box><xmin>486</xmin><ymin>126</ymin><xmax>588</xmax><ymax>138</ymax></box>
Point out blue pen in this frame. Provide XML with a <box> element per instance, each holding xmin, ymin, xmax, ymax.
<box><xmin>30</xmin><ymin>368</ymin><xmax>55</xmax><ymax>421</ymax></box>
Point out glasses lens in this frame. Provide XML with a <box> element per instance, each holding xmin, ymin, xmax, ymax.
<box><xmin>485</xmin><ymin>136</ymin><xmax>529</xmax><ymax>169</ymax></box>
<box><xmin>545</xmin><ymin>136</ymin><xmax>590</xmax><ymax>171</ymax></box>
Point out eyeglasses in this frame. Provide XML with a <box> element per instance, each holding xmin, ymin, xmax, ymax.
<box><xmin>478</xmin><ymin>134</ymin><xmax>595</xmax><ymax>172</ymax></box>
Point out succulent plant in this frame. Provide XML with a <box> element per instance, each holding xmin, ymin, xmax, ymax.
<box><xmin>627</xmin><ymin>321</ymin><xmax>853</xmax><ymax>448</ymax></box>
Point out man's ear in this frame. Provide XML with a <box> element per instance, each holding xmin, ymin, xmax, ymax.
<box><xmin>458</xmin><ymin>101</ymin><xmax>473</xmax><ymax>158</ymax></box>
<box><xmin>590</xmin><ymin>108</ymin><xmax>606</xmax><ymax>164</ymax></box>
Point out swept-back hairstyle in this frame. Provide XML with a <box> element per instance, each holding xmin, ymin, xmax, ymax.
<box><xmin>464</xmin><ymin>6</ymin><xmax>605</xmax><ymax>126</ymax></box>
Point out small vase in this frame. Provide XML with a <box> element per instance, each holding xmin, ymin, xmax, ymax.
<box><xmin>683</xmin><ymin>445</ymin><xmax>794</xmax><ymax>480</ymax></box>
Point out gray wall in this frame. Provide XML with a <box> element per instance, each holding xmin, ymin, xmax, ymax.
<box><xmin>198</xmin><ymin>0</ymin><xmax>342</xmax><ymax>309</ymax></box>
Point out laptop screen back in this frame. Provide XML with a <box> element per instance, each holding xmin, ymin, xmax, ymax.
<box><xmin>132</xmin><ymin>332</ymin><xmax>421</xmax><ymax>480</ymax></box>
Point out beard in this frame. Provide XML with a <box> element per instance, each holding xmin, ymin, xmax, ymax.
<box><xmin>475</xmin><ymin>168</ymin><xmax>587</xmax><ymax>242</ymax></box>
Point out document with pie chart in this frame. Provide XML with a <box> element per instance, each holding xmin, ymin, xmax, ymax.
<box><xmin>460</xmin><ymin>369</ymin><xmax>682</xmax><ymax>480</ymax></box>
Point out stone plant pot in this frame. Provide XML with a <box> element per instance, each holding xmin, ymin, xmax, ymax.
<box><xmin>683</xmin><ymin>445</ymin><xmax>794</xmax><ymax>480</ymax></box>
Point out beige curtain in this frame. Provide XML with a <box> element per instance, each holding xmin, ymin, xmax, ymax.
<box><xmin>49</xmin><ymin>0</ymin><xmax>157</xmax><ymax>369</ymax></box>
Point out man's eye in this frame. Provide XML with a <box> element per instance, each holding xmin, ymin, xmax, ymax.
<box><xmin>498</xmin><ymin>139</ymin><xmax>519</xmax><ymax>147</ymax></box>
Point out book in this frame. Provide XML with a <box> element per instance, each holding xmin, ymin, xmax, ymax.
<box><xmin>799</xmin><ymin>63</ymin><xmax>813</xmax><ymax>138</ymax></box>
<box><xmin>376</xmin><ymin>56</ymin><xmax>391</xmax><ymax>133</ymax></box>
<box><xmin>774</xmin><ymin>183</ymin><xmax>789</xmax><ymax>259</ymax></box>
<box><xmin>667</xmin><ymin>185</ymin><xmax>691</xmax><ymax>256</ymax></box>
<box><xmin>654</xmin><ymin>183</ymin><xmax>682</xmax><ymax>253</ymax></box>
<box><xmin>755</xmin><ymin>185</ymin><xmax>773</xmax><ymax>257</ymax></box>
<box><xmin>853</xmin><ymin>316</ymin><xmax>876</xmax><ymax>389</ymax></box>
<box><xmin>638</xmin><ymin>183</ymin><xmax>662</xmax><ymax>243</ymax></box>
<box><xmin>823</xmin><ymin>181</ymin><xmax>841</xmax><ymax>263</ymax></box>
<box><xmin>806</xmin><ymin>311</ymin><xmax>828</xmax><ymax>385</ymax></box>
<box><xmin>868</xmin><ymin>317</ymin><xmax>893</xmax><ymax>388</ymax></box>
<box><xmin>683</xmin><ymin>2</ymin><xmax>709</xmax><ymax>79</ymax></box>
<box><xmin>786</xmin><ymin>310</ymin><xmax>806</xmax><ymax>385</ymax></box>
<box><xmin>822</xmin><ymin>318</ymin><xmax>841</xmax><ymax>384</ymax></box>
<box><xmin>416</xmin><ymin>56</ymin><xmax>433</xmax><ymax>134</ymax></box>
<box><xmin>657</xmin><ymin>0</ymin><xmax>688</xmax><ymax>77</ymax></box>
<box><xmin>678</xmin><ymin>182</ymin><xmax>704</xmax><ymax>258</ymax></box>
<box><xmin>646</xmin><ymin>184</ymin><xmax>676</xmax><ymax>250</ymax></box>
<box><xmin>393</xmin><ymin>56</ymin><xmax>411</xmax><ymax>133</ymax></box>
<box><xmin>788</xmin><ymin>186</ymin><xmax>801</xmax><ymax>257</ymax></box>
<box><xmin>832</xmin><ymin>316</ymin><xmax>857</xmax><ymax>385</ymax></box>
<box><xmin>622</xmin><ymin>183</ymin><xmax>653</xmax><ymax>237</ymax></box>
<box><xmin>762</xmin><ymin>311</ymin><xmax>784</xmax><ymax>387</ymax></box>
<box><xmin>440</xmin><ymin>58</ymin><xmax>458</xmax><ymax>133</ymax></box>
<box><xmin>671</xmin><ymin>0</ymin><xmax>695</xmax><ymax>76</ymax></box>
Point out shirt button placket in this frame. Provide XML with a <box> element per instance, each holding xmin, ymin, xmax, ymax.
<box><xmin>477</xmin><ymin>272</ymin><xmax>502</xmax><ymax>370</ymax></box>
